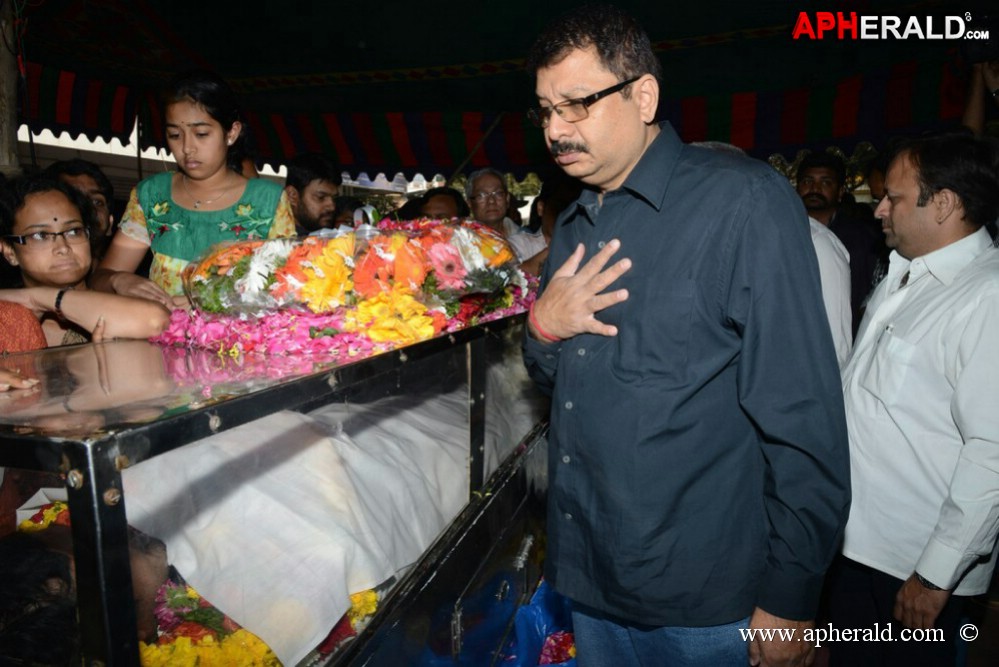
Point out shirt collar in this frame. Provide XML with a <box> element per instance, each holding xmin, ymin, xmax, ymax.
<box><xmin>566</xmin><ymin>121</ymin><xmax>683</xmax><ymax>224</ymax></box>
<box><xmin>888</xmin><ymin>226</ymin><xmax>993</xmax><ymax>287</ymax></box>
<box><xmin>619</xmin><ymin>122</ymin><xmax>682</xmax><ymax>211</ymax></box>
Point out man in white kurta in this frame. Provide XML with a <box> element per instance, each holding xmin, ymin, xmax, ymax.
<box><xmin>832</xmin><ymin>134</ymin><xmax>999</xmax><ymax>666</ymax></box>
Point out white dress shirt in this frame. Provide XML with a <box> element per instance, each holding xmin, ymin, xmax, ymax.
<box><xmin>810</xmin><ymin>218</ymin><xmax>852</xmax><ymax>367</ymax></box>
<box><xmin>502</xmin><ymin>218</ymin><xmax>547</xmax><ymax>263</ymax></box>
<box><xmin>841</xmin><ymin>227</ymin><xmax>999</xmax><ymax>594</ymax></box>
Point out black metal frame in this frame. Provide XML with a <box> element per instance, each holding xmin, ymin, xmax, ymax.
<box><xmin>0</xmin><ymin>315</ymin><xmax>531</xmax><ymax>665</ymax></box>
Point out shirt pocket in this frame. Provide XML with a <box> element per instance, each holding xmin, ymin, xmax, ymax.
<box><xmin>617</xmin><ymin>278</ymin><xmax>695</xmax><ymax>380</ymax></box>
<box><xmin>860</xmin><ymin>331</ymin><xmax>916</xmax><ymax>406</ymax></box>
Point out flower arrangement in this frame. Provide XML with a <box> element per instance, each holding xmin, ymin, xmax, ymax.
<box><xmin>159</xmin><ymin>219</ymin><xmax>535</xmax><ymax>356</ymax></box>
<box><xmin>139</xmin><ymin>578</ymin><xmax>280</xmax><ymax>666</ymax></box>
<box><xmin>14</xmin><ymin>501</ymin><xmax>383</xmax><ymax>666</ymax></box>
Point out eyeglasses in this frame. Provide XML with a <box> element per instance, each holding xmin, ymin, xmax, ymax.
<box><xmin>5</xmin><ymin>226</ymin><xmax>91</xmax><ymax>248</ymax></box>
<box><xmin>471</xmin><ymin>190</ymin><xmax>508</xmax><ymax>203</ymax></box>
<box><xmin>527</xmin><ymin>76</ymin><xmax>641</xmax><ymax>128</ymax></box>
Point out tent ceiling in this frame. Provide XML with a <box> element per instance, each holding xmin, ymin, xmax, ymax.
<box><xmin>15</xmin><ymin>0</ymin><xmax>982</xmax><ymax>177</ymax></box>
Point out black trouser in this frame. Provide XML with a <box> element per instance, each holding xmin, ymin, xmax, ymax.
<box><xmin>826</xmin><ymin>556</ymin><xmax>966</xmax><ymax>667</ymax></box>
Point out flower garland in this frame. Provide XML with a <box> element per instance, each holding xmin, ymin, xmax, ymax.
<box><xmin>139</xmin><ymin>579</ymin><xmax>279</xmax><ymax>666</ymax></box>
<box><xmin>157</xmin><ymin>218</ymin><xmax>536</xmax><ymax>357</ymax></box>
<box><xmin>17</xmin><ymin>500</ymin><xmax>70</xmax><ymax>532</ymax></box>
<box><xmin>140</xmin><ymin>575</ymin><xmax>381</xmax><ymax>665</ymax></box>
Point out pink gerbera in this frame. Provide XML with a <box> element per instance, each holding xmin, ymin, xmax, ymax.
<box><xmin>428</xmin><ymin>243</ymin><xmax>467</xmax><ymax>290</ymax></box>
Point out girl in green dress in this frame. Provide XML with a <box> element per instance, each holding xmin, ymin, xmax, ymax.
<box><xmin>92</xmin><ymin>71</ymin><xmax>295</xmax><ymax>305</ymax></box>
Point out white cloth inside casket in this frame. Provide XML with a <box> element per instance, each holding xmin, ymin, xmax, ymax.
<box><xmin>122</xmin><ymin>388</ymin><xmax>470</xmax><ymax>666</ymax></box>
<box><xmin>483</xmin><ymin>340</ymin><xmax>549</xmax><ymax>477</ymax></box>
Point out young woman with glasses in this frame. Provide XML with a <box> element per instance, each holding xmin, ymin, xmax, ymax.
<box><xmin>0</xmin><ymin>176</ymin><xmax>171</xmax><ymax>349</ymax></box>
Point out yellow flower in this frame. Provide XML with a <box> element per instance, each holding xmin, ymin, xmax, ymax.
<box><xmin>236</xmin><ymin>204</ymin><xmax>253</xmax><ymax>216</ymax></box>
<box><xmin>348</xmin><ymin>590</ymin><xmax>379</xmax><ymax>627</ymax></box>
<box><xmin>345</xmin><ymin>291</ymin><xmax>436</xmax><ymax>345</ymax></box>
<box><xmin>152</xmin><ymin>201</ymin><xmax>170</xmax><ymax>216</ymax></box>
<box><xmin>300</xmin><ymin>234</ymin><xmax>356</xmax><ymax>312</ymax></box>
<box><xmin>139</xmin><ymin>630</ymin><xmax>280</xmax><ymax>666</ymax></box>
<box><xmin>17</xmin><ymin>501</ymin><xmax>69</xmax><ymax>533</ymax></box>
<box><xmin>477</xmin><ymin>237</ymin><xmax>515</xmax><ymax>267</ymax></box>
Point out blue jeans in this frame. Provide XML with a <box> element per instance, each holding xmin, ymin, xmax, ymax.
<box><xmin>571</xmin><ymin>602</ymin><xmax>750</xmax><ymax>666</ymax></box>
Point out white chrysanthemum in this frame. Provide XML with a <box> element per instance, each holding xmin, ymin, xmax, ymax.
<box><xmin>451</xmin><ymin>227</ymin><xmax>487</xmax><ymax>271</ymax></box>
<box><xmin>236</xmin><ymin>239</ymin><xmax>294</xmax><ymax>297</ymax></box>
<box><xmin>508</xmin><ymin>267</ymin><xmax>528</xmax><ymax>291</ymax></box>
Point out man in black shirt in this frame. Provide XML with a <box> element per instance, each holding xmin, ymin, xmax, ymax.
<box><xmin>523</xmin><ymin>6</ymin><xmax>851</xmax><ymax>666</ymax></box>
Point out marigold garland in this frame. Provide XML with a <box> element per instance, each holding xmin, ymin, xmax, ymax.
<box><xmin>17</xmin><ymin>501</ymin><xmax>70</xmax><ymax>532</ymax></box>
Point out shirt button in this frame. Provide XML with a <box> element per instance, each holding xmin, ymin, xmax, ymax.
<box><xmin>562</xmin><ymin>455</ymin><xmax>571</xmax><ymax>464</ymax></box>
<box><xmin>577</xmin><ymin>348</ymin><xmax>586</xmax><ymax>356</ymax></box>
<box><xmin>597</xmin><ymin>241</ymin><xmax>606</xmax><ymax>249</ymax></box>
<box><xmin>545</xmin><ymin>354</ymin><xmax>554</xmax><ymax>360</ymax></box>
<box><xmin>564</xmin><ymin>512</ymin><xmax>573</xmax><ymax>521</ymax></box>
<box><xmin>565</xmin><ymin>401</ymin><xmax>573</xmax><ymax>410</ymax></box>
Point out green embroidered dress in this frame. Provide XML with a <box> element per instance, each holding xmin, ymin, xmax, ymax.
<box><xmin>119</xmin><ymin>172</ymin><xmax>295</xmax><ymax>295</ymax></box>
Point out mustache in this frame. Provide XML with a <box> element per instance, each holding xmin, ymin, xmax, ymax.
<box><xmin>803</xmin><ymin>194</ymin><xmax>831</xmax><ymax>206</ymax></box>
<box><xmin>550</xmin><ymin>140</ymin><xmax>589</xmax><ymax>156</ymax></box>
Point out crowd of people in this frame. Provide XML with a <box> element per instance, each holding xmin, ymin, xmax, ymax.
<box><xmin>3</xmin><ymin>2</ymin><xmax>999</xmax><ymax>665</ymax></box>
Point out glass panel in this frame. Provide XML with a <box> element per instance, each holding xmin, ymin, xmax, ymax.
<box><xmin>0</xmin><ymin>466</ymin><xmax>81</xmax><ymax>663</ymax></box>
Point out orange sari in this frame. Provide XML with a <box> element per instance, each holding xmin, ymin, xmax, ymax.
<box><xmin>0</xmin><ymin>301</ymin><xmax>47</xmax><ymax>353</ymax></box>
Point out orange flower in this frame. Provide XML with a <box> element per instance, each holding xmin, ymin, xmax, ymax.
<box><xmin>271</xmin><ymin>242</ymin><xmax>321</xmax><ymax>299</ymax></box>
<box><xmin>193</xmin><ymin>242</ymin><xmax>262</xmax><ymax>279</ymax></box>
<box><xmin>477</xmin><ymin>235</ymin><xmax>515</xmax><ymax>268</ymax></box>
<box><xmin>353</xmin><ymin>247</ymin><xmax>392</xmax><ymax>298</ymax></box>
<box><xmin>162</xmin><ymin>621</ymin><xmax>218</xmax><ymax>643</ymax></box>
<box><xmin>428</xmin><ymin>309</ymin><xmax>448</xmax><ymax>332</ymax></box>
<box><xmin>393</xmin><ymin>240</ymin><xmax>428</xmax><ymax>292</ymax></box>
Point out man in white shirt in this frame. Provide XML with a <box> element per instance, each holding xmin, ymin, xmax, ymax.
<box><xmin>809</xmin><ymin>217</ymin><xmax>852</xmax><ymax>367</ymax></box>
<box><xmin>830</xmin><ymin>134</ymin><xmax>999</xmax><ymax>666</ymax></box>
<box><xmin>465</xmin><ymin>168</ymin><xmax>548</xmax><ymax>272</ymax></box>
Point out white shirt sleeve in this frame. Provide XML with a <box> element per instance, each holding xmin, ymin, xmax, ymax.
<box><xmin>916</xmin><ymin>292</ymin><xmax>999</xmax><ymax>589</ymax></box>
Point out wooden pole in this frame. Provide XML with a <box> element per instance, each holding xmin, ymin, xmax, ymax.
<box><xmin>0</xmin><ymin>0</ymin><xmax>21</xmax><ymax>177</ymax></box>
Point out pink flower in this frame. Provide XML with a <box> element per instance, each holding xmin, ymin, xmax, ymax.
<box><xmin>428</xmin><ymin>243</ymin><xmax>467</xmax><ymax>290</ymax></box>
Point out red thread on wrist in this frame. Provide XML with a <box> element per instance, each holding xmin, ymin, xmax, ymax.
<box><xmin>529</xmin><ymin>304</ymin><xmax>561</xmax><ymax>343</ymax></box>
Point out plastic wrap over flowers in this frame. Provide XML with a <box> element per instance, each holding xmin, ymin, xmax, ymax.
<box><xmin>159</xmin><ymin>219</ymin><xmax>535</xmax><ymax>356</ymax></box>
<box><xmin>183</xmin><ymin>220</ymin><xmax>522</xmax><ymax>316</ymax></box>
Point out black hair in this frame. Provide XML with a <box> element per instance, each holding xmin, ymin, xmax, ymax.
<box><xmin>394</xmin><ymin>197</ymin><xmax>425</xmax><ymax>221</ymax></box>
<box><xmin>420</xmin><ymin>187</ymin><xmax>470</xmax><ymax>218</ymax></box>
<box><xmin>285</xmin><ymin>153</ymin><xmax>343</xmax><ymax>191</ymax></box>
<box><xmin>796</xmin><ymin>151</ymin><xmax>846</xmax><ymax>187</ymax></box>
<box><xmin>0</xmin><ymin>532</ymin><xmax>80</xmax><ymax>664</ymax></box>
<box><xmin>334</xmin><ymin>196</ymin><xmax>364</xmax><ymax>214</ymax></box>
<box><xmin>897</xmin><ymin>134</ymin><xmax>999</xmax><ymax>229</ymax></box>
<box><xmin>165</xmin><ymin>70</ymin><xmax>247</xmax><ymax>173</ymax></box>
<box><xmin>0</xmin><ymin>174</ymin><xmax>99</xmax><ymax>242</ymax></box>
<box><xmin>43</xmin><ymin>159</ymin><xmax>114</xmax><ymax>204</ymax></box>
<box><xmin>526</xmin><ymin>4</ymin><xmax>662</xmax><ymax>94</ymax></box>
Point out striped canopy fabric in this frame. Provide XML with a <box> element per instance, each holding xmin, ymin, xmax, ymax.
<box><xmin>15</xmin><ymin>0</ymin><xmax>973</xmax><ymax>177</ymax></box>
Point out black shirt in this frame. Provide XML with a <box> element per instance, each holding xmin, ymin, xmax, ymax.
<box><xmin>524</xmin><ymin>123</ymin><xmax>851</xmax><ymax>626</ymax></box>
